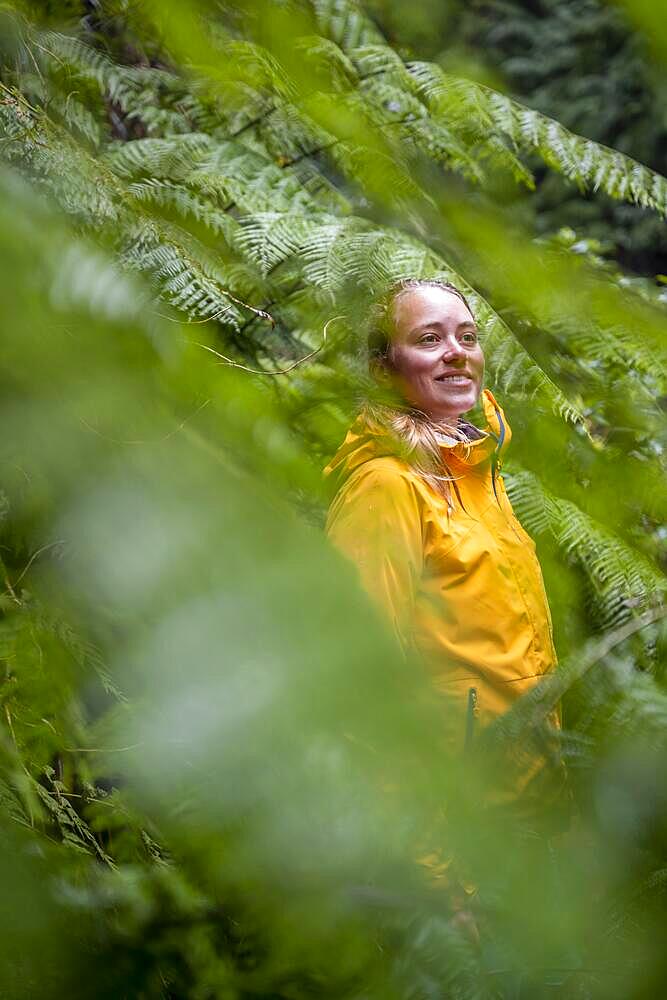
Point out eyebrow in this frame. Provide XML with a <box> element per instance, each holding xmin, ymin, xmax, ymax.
<box><xmin>410</xmin><ymin>320</ymin><xmax>478</xmax><ymax>334</ymax></box>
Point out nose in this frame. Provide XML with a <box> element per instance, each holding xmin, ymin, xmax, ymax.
<box><xmin>440</xmin><ymin>335</ymin><xmax>466</xmax><ymax>362</ymax></box>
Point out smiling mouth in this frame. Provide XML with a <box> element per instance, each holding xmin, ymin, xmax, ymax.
<box><xmin>434</xmin><ymin>374</ymin><xmax>473</xmax><ymax>384</ymax></box>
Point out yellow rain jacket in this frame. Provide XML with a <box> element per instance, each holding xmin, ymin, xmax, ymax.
<box><xmin>324</xmin><ymin>388</ymin><xmax>561</xmax><ymax>759</ymax></box>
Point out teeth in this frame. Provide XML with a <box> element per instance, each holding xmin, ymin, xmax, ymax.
<box><xmin>437</xmin><ymin>375</ymin><xmax>470</xmax><ymax>383</ymax></box>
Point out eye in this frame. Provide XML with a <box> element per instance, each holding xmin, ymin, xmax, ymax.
<box><xmin>460</xmin><ymin>331</ymin><xmax>478</xmax><ymax>345</ymax></box>
<box><xmin>419</xmin><ymin>332</ymin><xmax>439</xmax><ymax>344</ymax></box>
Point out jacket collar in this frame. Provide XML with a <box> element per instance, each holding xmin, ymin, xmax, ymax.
<box><xmin>437</xmin><ymin>388</ymin><xmax>512</xmax><ymax>468</ymax></box>
<box><xmin>323</xmin><ymin>388</ymin><xmax>512</xmax><ymax>494</ymax></box>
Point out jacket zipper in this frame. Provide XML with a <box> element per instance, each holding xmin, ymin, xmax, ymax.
<box><xmin>490</xmin><ymin>404</ymin><xmax>506</xmax><ymax>505</ymax></box>
<box><xmin>464</xmin><ymin>686</ymin><xmax>478</xmax><ymax>753</ymax></box>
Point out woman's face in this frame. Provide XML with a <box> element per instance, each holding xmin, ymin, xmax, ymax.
<box><xmin>386</xmin><ymin>286</ymin><xmax>485</xmax><ymax>421</ymax></box>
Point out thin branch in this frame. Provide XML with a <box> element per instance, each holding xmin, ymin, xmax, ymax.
<box><xmin>279</xmin><ymin>138</ymin><xmax>339</xmax><ymax>169</ymax></box>
<box><xmin>190</xmin><ymin>313</ymin><xmax>343</xmax><ymax>376</ymax></box>
<box><xmin>12</xmin><ymin>540</ymin><xmax>64</xmax><ymax>588</ymax></box>
<box><xmin>63</xmin><ymin>742</ymin><xmax>144</xmax><ymax>753</ymax></box>
<box><xmin>153</xmin><ymin>294</ymin><xmax>275</xmax><ymax>328</ymax></box>
<box><xmin>0</xmin><ymin>79</ymin><xmax>41</xmax><ymax>114</ymax></box>
<box><xmin>77</xmin><ymin>398</ymin><xmax>211</xmax><ymax>446</ymax></box>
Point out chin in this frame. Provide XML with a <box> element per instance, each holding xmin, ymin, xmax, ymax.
<box><xmin>429</xmin><ymin>396</ymin><xmax>476</xmax><ymax>421</ymax></box>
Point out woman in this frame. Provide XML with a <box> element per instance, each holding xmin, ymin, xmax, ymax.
<box><xmin>323</xmin><ymin>279</ymin><xmax>563</xmax><ymax>806</ymax></box>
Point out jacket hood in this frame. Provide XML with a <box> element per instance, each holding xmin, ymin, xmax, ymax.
<box><xmin>323</xmin><ymin>388</ymin><xmax>512</xmax><ymax>497</ymax></box>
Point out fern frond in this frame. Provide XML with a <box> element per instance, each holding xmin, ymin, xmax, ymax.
<box><xmin>236</xmin><ymin>212</ymin><xmax>323</xmax><ymax>276</ymax></box>
<box><xmin>311</xmin><ymin>0</ymin><xmax>384</xmax><ymax>50</ymax></box>
<box><xmin>35</xmin><ymin>769</ymin><xmax>116</xmax><ymax>865</ymax></box>
<box><xmin>357</xmin><ymin>76</ymin><xmax>484</xmax><ymax>182</ymax></box>
<box><xmin>223</xmin><ymin>39</ymin><xmax>294</xmax><ymax>101</ymax></box>
<box><xmin>551</xmin><ymin>316</ymin><xmax>667</xmax><ymax>388</ymax></box>
<box><xmin>316</xmin><ymin>7</ymin><xmax>654</xmax><ymax>204</ymax></box>
<box><xmin>251</xmin><ymin>101</ymin><xmax>332</xmax><ymax>164</ymax></box>
<box><xmin>0</xmin><ymin>93</ymin><xmax>119</xmax><ymax>223</ymax></box>
<box><xmin>506</xmin><ymin>468</ymin><xmax>666</xmax><ymax>627</ymax></box>
<box><xmin>349</xmin><ymin>42</ymin><xmax>412</xmax><ymax>85</ymax></box>
<box><xmin>294</xmin><ymin>35</ymin><xmax>359</xmax><ymax>91</ymax></box>
<box><xmin>38</xmin><ymin>31</ymin><xmax>210</xmax><ymax>136</ymax></box>
<box><xmin>127</xmin><ymin>179</ymin><xmax>239</xmax><ymax>241</ymax></box>
<box><xmin>346</xmin><ymin>45</ymin><xmax>529</xmax><ymax>187</ymax></box>
<box><xmin>17</xmin><ymin>71</ymin><xmax>102</xmax><ymax>147</ymax></box>
<box><xmin>121</xmin><ymin>220</ymin><xmax>249</xmax><ymax>327</ymax></box>
<box><xmin>408</xmin><ymin>61</ymin><xmax>667</xmax><ymax>217</ymax></box>
<box><xmin>103</xmin><ymin>132</ymin><xmax>345</xmax><ymax>220</ymax></box>
<box><xmin>103</xmin><ymin>133</ymin><xmax>214</xmax><ymax>181</ymax></box>
<box><xmin>473</xmin><ymin>134</ymin><xmax>535</xmax><ymax>190</ymax></box>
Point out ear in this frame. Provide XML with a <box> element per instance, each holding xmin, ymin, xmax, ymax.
<box><xmin>370</xmin><ymin>356</ymin><xmax>393</xmax><ymax>383</ymax></box>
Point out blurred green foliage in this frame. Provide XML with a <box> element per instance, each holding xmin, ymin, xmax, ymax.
<box><xmin>0</xmin><ymin>0</ymin><xmax>666</xmax><ymax>997</ymax></box>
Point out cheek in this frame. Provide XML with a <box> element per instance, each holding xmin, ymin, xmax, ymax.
<box><xmin>391</xmin><ymin>348</ymin><xmax>434</xmax><ymax>378</ymax></box>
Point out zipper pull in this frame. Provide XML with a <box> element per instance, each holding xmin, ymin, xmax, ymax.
<box><xmin>464</xmin><ymin>686</ymin><xmax>478</xmax><ymax>753</ymax></box>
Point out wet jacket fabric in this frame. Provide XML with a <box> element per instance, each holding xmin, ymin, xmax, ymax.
<box><xmin>324</xmin><ymin>389</ymin><xmax>561</xmax><ymax>756</ymax></box>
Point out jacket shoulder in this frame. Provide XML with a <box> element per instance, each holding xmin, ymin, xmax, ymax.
<box><xmin>327</xmin><ymin>457</ymin><xmax>433</xmax><ymax>520</ymax></box>
<box><xmin>336</xmin><ymin>455</ymin><xmax>419</xmax><ymax>492</ymax></box>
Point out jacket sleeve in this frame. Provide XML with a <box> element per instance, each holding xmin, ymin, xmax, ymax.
<box><xmin>325</xmin><ymin>463</ymin><xmax>424</xmax><ymax>652</ymax></box>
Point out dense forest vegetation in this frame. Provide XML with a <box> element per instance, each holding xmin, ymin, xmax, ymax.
<box><xmin>0</xmin><ymin>1</ymin><xmax>665</xmax><ymax>996</ymax></box>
